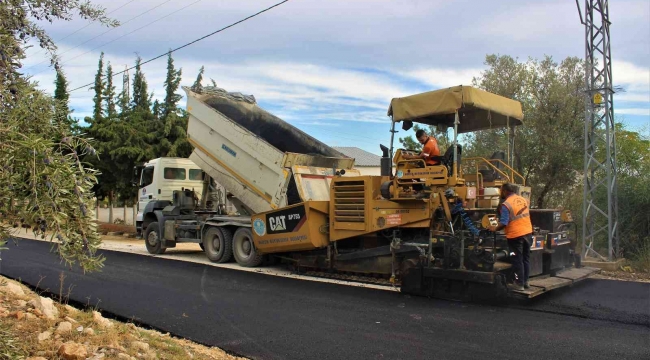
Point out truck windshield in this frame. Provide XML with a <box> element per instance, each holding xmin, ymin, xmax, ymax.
<box><xmin>140</xmin><ymin>166</ymin><xmax>154</xmax><ymax>187</ymax></box>
<box><xmin>164</xmin><ymin>167</ymin><xmax>186</xmax><ymax>180</ymax></box>
<box><xmin>189</xmin><ymin>169</ymin><xmax>203</xmax><ymax>180</ymax></box>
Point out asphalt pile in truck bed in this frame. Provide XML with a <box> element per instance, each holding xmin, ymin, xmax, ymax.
<box><xmin>201</xmin><ymin>86</ymin><xmax>345</xmax><ymax>158</ymax></box>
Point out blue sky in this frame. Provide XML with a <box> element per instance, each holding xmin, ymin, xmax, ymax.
<box><xmin>23</xmin><ymin>0</ymin><xmax>649</xmax><ymax>155</ymax></box>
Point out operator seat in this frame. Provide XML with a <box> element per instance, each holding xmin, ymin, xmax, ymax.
<box><xmin>431</xmin><ymin>144</ymin><xmax>462</xmax><ymax>176</ymax></box>
<box><xmin>479</xmin><ymin>151</ymin><xmax>505</xmax><ymax>182</ymax></box>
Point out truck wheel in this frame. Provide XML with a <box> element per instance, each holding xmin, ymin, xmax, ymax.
<box><xmin>144</xmin><ymin>222</ymin><xmax>166</xmax><ymax>255</ymax></box>
<box><xmin>203</xmin><ymin>227</ymin><xmax>233</xmax><ymax>263</ymax></box>
<box><xmin>233</xmin><ymin>227</ymin><xmax>263</xmax><ymax>267</ymax></box>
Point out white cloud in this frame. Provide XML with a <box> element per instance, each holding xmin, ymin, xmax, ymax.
<box><xmin>27</xmin><ymin>46</ymin><xmax>420</xmax><ymax>123</ymax></box>
<box><xmin>616</xmin><ymin>93</ymin><xmax>650</xmax><ymax>102</ymax></box>
<box><xmin>613</xmin><ymin>61</ymin><xmax>650</xmax><ymax>89</ymax></box>
<box><xmin>20</xmin><ymin>0</ymin><xmax>649</xmax><ymax>135</ymax></box>
<box><xmin>404</xmin><ymin>68</ymin><xmax>483</xmax><ymax>88</ymax></box>
<box><xmin>617</xmin><ymin>108</ymin><xmax>650</xmax><ymax>116</ymax></box>
<box><xmin>473</xmin><ymin>1</ymin><xmax>577</xmax><ymax>42</ymax></box>
<box><xmin>612</xmin><ymin>61</ymin><xmax>650</xmax><ymax>109</ymax></box>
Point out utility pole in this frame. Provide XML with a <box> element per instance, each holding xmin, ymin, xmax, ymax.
<box><xmin>123</xmin><ymin>65</ymin><xmax>130</xmax><ymax>100</ymax></box>
<box><xmin>123</xmin><ymin>65</ymin><xmax>137</xmax><ymax>225</ymax></box>
<box><xmin>576</xmin><ymin>0</ymin><xmax>619</xmax><ymax>261</ymax></box>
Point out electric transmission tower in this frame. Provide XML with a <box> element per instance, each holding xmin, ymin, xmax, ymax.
<box><xmin>576</xmin><ymin>0</ymin><xmax>619</xmax><ymax>261</ymax></box>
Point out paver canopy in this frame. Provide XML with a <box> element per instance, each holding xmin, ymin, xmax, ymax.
<box><xmin>387</xmin><ymin>85</ymin><xmax>524</xmax><ymax>133</ymax></box>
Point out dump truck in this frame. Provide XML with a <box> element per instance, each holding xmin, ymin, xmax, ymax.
<box><xmin>135</xmin><ymin>85</ymin><xmax>599</xmax><ymax>301</ymax></box>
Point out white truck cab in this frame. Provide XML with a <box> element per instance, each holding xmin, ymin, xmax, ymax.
<box><xmin>135</xmin><ymin>157</ymin><xmax>204</xmax><ymax>235</ymax></box>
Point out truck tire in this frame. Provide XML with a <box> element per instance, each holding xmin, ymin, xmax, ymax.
<box><xmin>203</xmin><ymin>227</ymin><xmax>233</xmax><ymax>263</ymax></box>
<box><xmin>233</xmin><ymin>227</ymin><xmax>263</xmax><ymax>267</ymax></box>
<box><xmin>144</xmin><ymin>222</ymin><xmax>166</xmax><ymax>255</ymax></box>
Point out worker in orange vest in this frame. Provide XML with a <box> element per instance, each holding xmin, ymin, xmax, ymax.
<box><xmin>488</xmin><ymin>183</ymin><xmax>533</xmax><ymax>291</ymax></box>
<box><xmin>402</xmin><ymin>129</ymin><xmax>441</xmax><ymax>199</ymax></box>
<box><xmin>402</xmin><ymin>129</ymin><xmax>441</xmax><ymax>166</ymax></box>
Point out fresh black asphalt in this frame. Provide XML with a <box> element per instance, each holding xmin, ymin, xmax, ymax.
<box><xmin>1</xmin><ymin>239</ymin><xmax>648</xmax><ymax>360</ymax></box>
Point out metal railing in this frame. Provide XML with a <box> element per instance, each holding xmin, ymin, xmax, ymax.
<box><xmin>463</xmin><ymin>157</ymin><xmax>525</xmax><ymax>186</ymax></box>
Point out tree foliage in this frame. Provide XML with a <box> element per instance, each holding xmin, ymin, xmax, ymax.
<box><xmin>54</xmin><ymin>68</ymin><xmax>70</xmax><ymax>118</ymax></box>
<box><xmin>86</xmin><ymin>56</ymin><xmax>152</xmax><ymax>208</ymax></box>
<box><xmin>104</xmin><ymin>63</ymin><xmax>117</xmax><ymax>119</ymax></box>
<box><xmin>1</xmin><ymin>0</ymin><xmax>117</xmax><ymax>271</ymax></box>
<box><xmin>92</xmin><ymin>52</ymin><xmax>105</xmax><ymax>122</ymax></box>
<box><xmin>470</xmin><ymin>54</ymin><xmax>585</xmax><ymax>208</ymax></box>
<box><xmin>398</xmin><ymin>55</ymin><xmax>590</xmax><ymax>210</ymax></box>
<box><xmin>131</xmin><ymin>56</ymin><xmax>152</xmax><ymax>112</ymax></box>
<box><xmin>1</xmin><ymin>82</ymin><xmax>104</xmax><ymax>271</ymax></box>
<box><xmin>155</xmin><ymin>53</ymin><xmax>192</xmax><ymax>158</ymax></box>
<box><xmin>398</xmin><ymin>124</ymin><xmax>451</xmax><ymax>153</ymax></box>
<box><xmin>162</xmin><ymin>53</ymin><xmax>182</xmax><ymax>120</ymax></box>
<box><xmin>53</xmin><ymin>67</ymin><xmax>77</xmax><ymax>133</ymax></box>
<box><xmin>615</xmin><ymin>127</ymin><xmax>649</xmax><ymax>259</ymax></box>
<box><xmin>82</xmin><ymin>53</ymin><xmax>195</xmax><ymax>210</ymax></box>
<box><xmin>85</xmin><ymin>52</ymin><xmax>116</xmax><ymax>209</ymax></box>
<box><xmin>0</xmin><ymin>1</ymin><xmax>117</xmax><ymax>85</ymax></box>
<box><xmin>191</xmin><ymin>66</ymin><xmax>205</xmax><ymax>93</ymax></box>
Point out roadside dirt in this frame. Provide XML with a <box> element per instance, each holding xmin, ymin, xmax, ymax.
<box><xmin>98</xmin><ymin>223</ymin><xmax>137</xmax><ymax>235</ymax></box>
<box><xmin>0</xmin><ymin>275</ymin><xmax>246</xmax><ymax>360</ymax></box>
<box><xmin>592</xmin><ymin>270</ymin><xmax>650</xmax><ymax>283</ymax></box>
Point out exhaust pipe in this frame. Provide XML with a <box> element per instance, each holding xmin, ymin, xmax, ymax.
<box><xmin>380</xmin><ymin>144</ymin><xmax>392</xmax><ymax>177</ymax></box>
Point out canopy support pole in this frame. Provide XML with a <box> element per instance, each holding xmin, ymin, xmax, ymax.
<box><xmin>506</xmin><ymin>116</ymin><xmax>509</xmax><ymax>168</ymax></box>
<box><xmin>506</xmin><ymin>116</ymin><xmax>516</xmax><ymax>169</ymax></box>
<box><xmin>509</xmin><ymin>122</ymin><xmax>516</xmax><ymax>170</ymax></box>
<box><xmin>389</xmin><ymin>119</ymin><xmax>397</xmax><ymax>161</ymax></box>
<box><xmin>453</xmin><ymin>111</ymin><xmax>459</xmax><ymax>177</ymax></box>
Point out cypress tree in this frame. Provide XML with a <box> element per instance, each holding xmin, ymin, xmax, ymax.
<box><xmin>152</xmin><ymin>99</ymin><xmax>161</xmax><ymax>119</ymax></box>
<box><xmin>92</xmin><ymin>52</ymin><xmax>105</xmax><ymax>123</ymax></box>
<box><xmin>131</xmin><ymin>56</ymin><xmax>152</xmax><ymax>112</ymax></box>
<box><xmin>117</xmin><ymin>72</ymin><xmax>130</xmax><ymax>116</ymax></box>
<box><xmin>53</xmin><ymin>67</ymin><xmax>77</xmax><ymax>132</ymax></box>
<box><xmin>157</xmin><ymin>53</ymin><xmax>192</xmax><ymax>157</ymax></box>
<box><xmin>54</xmin><ymin>67</ymin><xmax>70</xmax><ymax>114</ymax></box>
<box><xmin>191</xmin><ymin>66</ymin><xmax>204</xmax><ymax>92</ymax></box>
<box><xmin>162</xmin><ymin>52</ymin><xmax>183</xmax><ymax>120</ymax></box>
<box><xmin>104</xmin><ymin>62</ymin><xmax>117</xmax><ymax>119</ymax></box>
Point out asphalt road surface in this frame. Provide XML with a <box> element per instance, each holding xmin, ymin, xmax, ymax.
<box><xmin>1</xmin><ymin>239</ymin><xmax>648</xmax><ymax>360</ymax></box>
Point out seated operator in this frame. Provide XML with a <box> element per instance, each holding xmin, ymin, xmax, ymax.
<box><xmin>401</xmin><ymin>129</ymin><xmax>441</xmax><ymax>167</ymax></box>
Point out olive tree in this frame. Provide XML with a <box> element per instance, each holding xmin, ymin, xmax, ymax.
<box><xmin>0</xmin><ymin>0</ymin><xmax>118</xmax><ymax>272</ymax></box>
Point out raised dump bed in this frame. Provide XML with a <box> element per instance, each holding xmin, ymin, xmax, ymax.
<box><xmin>184</xmin><ymin>86</ymin><xmax>357</xmax><ymax>215</ymax></box>
<box><xmin>200</xmin><ymin>90</ymin><xmax>345</xmax><ymax>158</ymax></box>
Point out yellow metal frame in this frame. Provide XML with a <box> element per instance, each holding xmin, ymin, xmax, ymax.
<box><xmin>252</xmin><ymin>201</ymin><xmax>330</xmax><ymax>254</ymax></box>
<box><xmin>463</xmin><ymin>157</ymin><xmax>525</xmax><ymax>186</ymax></box>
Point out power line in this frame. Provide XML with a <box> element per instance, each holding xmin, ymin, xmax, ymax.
<box><xmin>25</xmin><ymin>0</ymin><xmax>175</xmax><ymax>72</ymax></box>
<box><xmin>26</xmin><ymin>0</ymin><xmax>203</xmax><ymax>78</ymax></box>
<box><xmin>52</xmin><ymin>0</ymin><xmax>203</xmax><ymax>73</ymax></box>
<box><xmin>30</xmin><ymin>0</ymin><xmax>138</xmax><ymax>58</ymax></box>
<box><xmin>69</xmin><ymin>0</ymin><xmax>291</xmax><ymax>93</ymax></box>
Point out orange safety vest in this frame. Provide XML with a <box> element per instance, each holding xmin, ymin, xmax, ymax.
<box><xmin>501</xmin><ymin>194</ymin><xmax>533</xmax><ymax>239</ymax></box>
<box><xmin>422</xmin><ymin>137</ymin><xmax>440</xmax><ymax>166</ymax></box>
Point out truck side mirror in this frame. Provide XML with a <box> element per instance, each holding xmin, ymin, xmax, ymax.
<box><xmin>132</xmin><ymin>165</ymin><xmax>144</xmax><ymax>187</ymax></box>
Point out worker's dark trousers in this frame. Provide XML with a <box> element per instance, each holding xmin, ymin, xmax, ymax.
<box><xmin>508</xmin><ymin>235</ymin><xmax>531</xmax><ymax>284</ymax></box>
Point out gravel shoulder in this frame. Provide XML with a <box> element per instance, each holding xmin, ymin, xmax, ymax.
<box><xmin>0</xmin><ymin>275</ymin><xmax>245</xmax><ymax>360</ymax></box>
